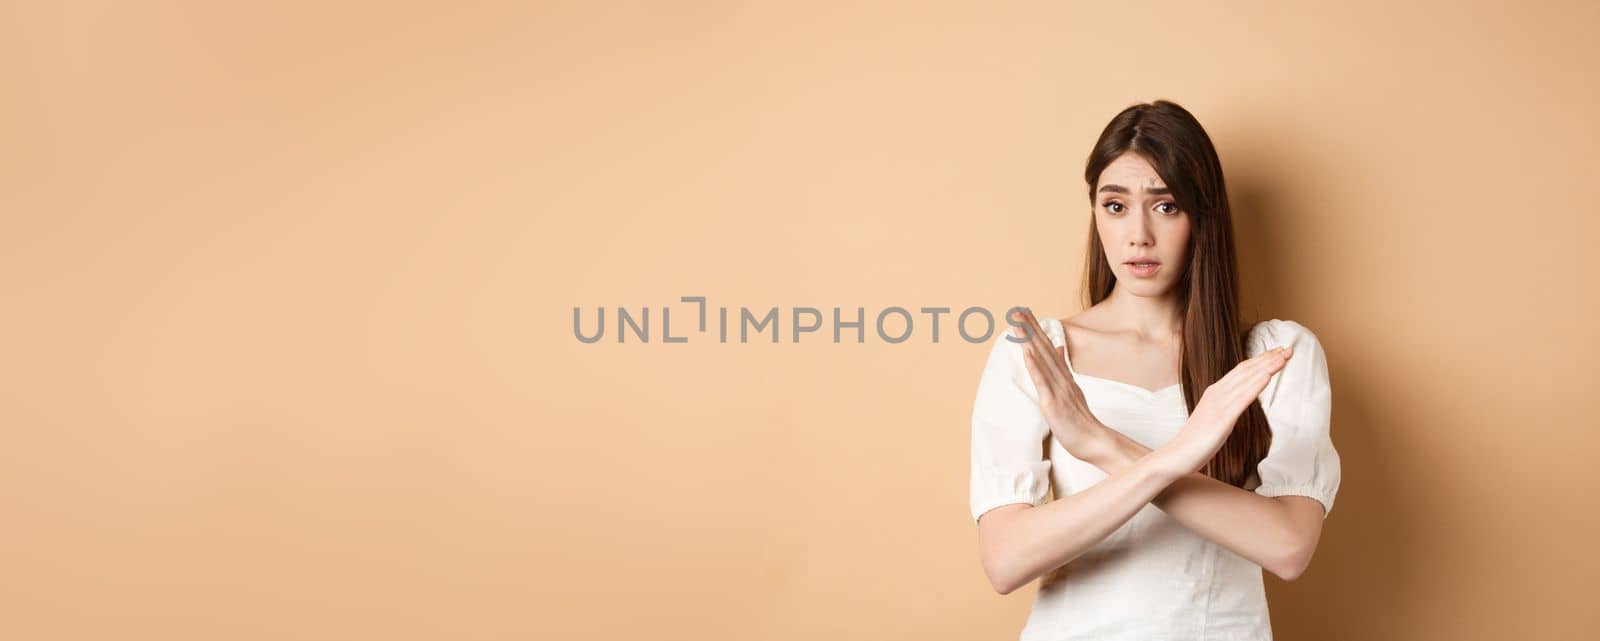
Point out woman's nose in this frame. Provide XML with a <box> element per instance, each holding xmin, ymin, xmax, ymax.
<box><xmin>1129</xmin><ymin>215</ymin><xmax>1154</xmax><ymax>246</ymax></box>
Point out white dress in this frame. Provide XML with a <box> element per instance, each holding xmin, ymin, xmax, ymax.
<box><xmin>969</xmin><ymin>317</ymin><xmax>1341</xmax><ymax>641</ymax></box>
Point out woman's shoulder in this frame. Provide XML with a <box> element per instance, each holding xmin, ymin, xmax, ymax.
<box><xmin>1052</xmin><ymin>308</ymin><xmax>1113</xmax><ymax>343</ymax></box>
<box><xmin>1245</xmin><ymin>318</ymin><xmax>1324</xmax><ymax>357</ymax></box>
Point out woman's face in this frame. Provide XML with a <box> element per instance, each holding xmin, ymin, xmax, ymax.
<box><xmin>1093</xmin><ymin>151</ymin><xmax>1192</xmax><ymax>296</ymax></box>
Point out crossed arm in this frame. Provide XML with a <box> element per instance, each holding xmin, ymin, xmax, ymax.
<box><xmin>977</xmin><ymin>432</ymin><xmax>1325</xmax><ymax>595</ymax></box>
<box><xmin>1084</xmin><ymin>430</ymin><xmax>1328</xmax><ymax>581</ymax></box>
<box><xmin>977</xmin><ymin>311</ymin><xmax>1332</xmax><ymax>594</ymax></box>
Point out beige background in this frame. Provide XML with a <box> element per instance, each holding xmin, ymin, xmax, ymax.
<box><xmin>4</xmin><ymin>1</ymin><xmax>1598</xmax><ymax>639</ymax></box>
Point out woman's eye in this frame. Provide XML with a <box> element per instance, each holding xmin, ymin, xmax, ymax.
<box><xmin>1103</xmin><ymin>202</ymin><xmax>1123</xmax><ymax>214</ymax></box>
<box><xmin>1157</xmin><ymin>202</ymin><xmax>1179</xmax><ymax>215</ymax></box>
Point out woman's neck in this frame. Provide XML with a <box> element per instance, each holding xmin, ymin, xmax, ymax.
<box><xmin>1099</xmin><ymin>282</ymin><xmax>1185</xmax><ymax>340</ymax></box>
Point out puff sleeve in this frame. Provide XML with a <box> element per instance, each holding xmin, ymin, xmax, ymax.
<box><xmin>968</xmin><ymin>328</ymin><xmax>1053</xmax><ymax>524</ymax></box>
<box><xmin>1246</xmin><ymin>319</ymin><xmax>1342</xmax><ymax>518</ymax></box>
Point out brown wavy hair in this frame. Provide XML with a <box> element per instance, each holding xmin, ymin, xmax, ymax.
<box><xmin>1080</xmin><ymin>99</ymin><xmax>1269</xmax><ymax>488</ymax></box>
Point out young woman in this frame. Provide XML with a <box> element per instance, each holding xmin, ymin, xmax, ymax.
<box><xmin>968</xmin><ymin>100</ymin><xmax>1340</xmax><ymax>640</ymax></box>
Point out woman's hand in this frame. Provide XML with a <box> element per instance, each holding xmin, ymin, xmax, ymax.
<box><xmin>1011</xmin><ymin>309</ymin><xmax>1110</xmax><ymax>461</ymax></box>
<box><xmin>1162</xmin><ymin>343</ymin><xmax>1295</xmax><ymax>473</ymax></box>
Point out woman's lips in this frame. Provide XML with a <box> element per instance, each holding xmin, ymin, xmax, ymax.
<box><xmin>1124</xmin><ymin>261</ymin><xmax>1161</xmax><ymax>278</ymax></box>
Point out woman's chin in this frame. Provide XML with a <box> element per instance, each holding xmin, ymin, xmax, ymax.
<box><xmin>1120</xmin><ymin>279</ymin><xmax>1177</xmax><ymax>297</ymax></box>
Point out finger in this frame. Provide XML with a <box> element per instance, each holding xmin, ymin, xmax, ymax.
<box><xmin>1024</xmin><ymin>339</ymin><xmax>1057</xmax><ymax>394</ymax></box>
<box><xmin>1009</xmin><ymin>320</ymin><xmax>1048</xmax><ymax>365</ymax></box>
<box><xmin>1009</xmin><ymin>320</ymin><xmax>1029</xmax><ymax>342</ymax></box>
<box><xmin>1054</xmin><ymin>344</ymin><xmax>1086</xmax><ymax>397</ymax></box>
<box><xmin>1217</xmin><ymin>346</ymin><xmax>1293</xmax><ymax>395</ymax></box>
<box><xmin>1265</xmin><ymin>347</ymin><xmax>1293</xmax><ymax>374</ymax></box>
<box><xmin>1021</xmin><ymin>310</ymin><xmax>1071</xmax><ymax>380</ymax></box>
<box><xmin>1251</xmin><ymin>345</ymin><xmax>1294</xmax><ymax>375</ymax></box>
<box><xmin>1019</xmin><ymin>339</ymin><xmax>1056</xmax><ymax>397</ymax></box>
<box><xmin>1017</xmin><ymin>324</ymin><xmax>1043</xmax><ymax>374</ymax></box>
<box><xmin>1054</xmin><ymin>344</ymin><xmax>1078</xmax><ymax>380</ymax></box>
<box><xmin>1011</xmin><ymin>310</ymin><xmax>1050</xmax><ymax>367</ymax></box>
<box><xmin>1237</xmin><ymin>352</ymin><xmax>1288</xmax><ymax>395</ymax></box>
<box><xmin>1008</xmin><ymin>309</ymin><xmax>1036</xmax><ymax>341</ymax></box>
<box><xmin>1220</xmin><ymin>350</ymin><xmax>1270</xmax><ymax>384</ymax></box>
<box><xmin>1241</xmin><ymin>346</ymin><xmax>1292</xmax><ymax>375</ymax></box>
<box><xmin>1021</xmin><ymin>311</ymin><xmax>1054</xmax><ymax>366</ymax></box>
<box><xmin>1218</xmin><ymin>348</ymin><xmax>1288</xmax><ymax>392</ymax></box>
<box><xmin>1016</xmin><ymin>308</ymin><xmax>1045</xmax><ymax>350</ymax></box>
<box><xmin>1258</xmin><ymin>345</ymin><xmax>1293</xmax><ymax>361</ymax></box>
<box><xmin>1230</xmin><ymin>351</ymin><xmax>1275</xmax><ymax>383</ymax></box>
<box><xmin>1228</xmin><ymin>358</ymin><xmax>1283</xmax><ymax>396</ymax></box>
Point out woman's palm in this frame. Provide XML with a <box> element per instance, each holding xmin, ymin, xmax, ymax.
<box><xmin>1168</xmin><ymin>345</ymin><xmax>1294</xmax><ymax>469</ymax></box>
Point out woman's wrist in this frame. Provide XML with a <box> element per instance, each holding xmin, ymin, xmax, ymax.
<box><xmin>1140</xmin><ymin>445</ymin><xmax>1198</xmax><ymax>483</ymax></box>
<box><xmin>1075</xmin><ymin>419</ymin><xmax>1214</xmax><ymax>480</ymax></box>
<box><xmin>1081</xmin><ymin>428</ymin><xmax>1150</xmax><ymax>474</ymax></box>
<box><xmin>1073</xmin><ymin>421</ymin><xmax>1128</xmax><ymax>468</ymax></box>
<box><xmin>1155</xmin><ymin>425</ymin><xmax>1217</xmax><ymax>477</ymax></box>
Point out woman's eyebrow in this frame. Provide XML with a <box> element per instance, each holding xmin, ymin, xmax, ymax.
<box><xmin>1097</xmin><ymin>184</ymin><xmax>1172</xmax><ymax>195</ymax></box>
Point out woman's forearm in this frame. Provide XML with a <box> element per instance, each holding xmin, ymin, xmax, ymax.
<box><xmin>978</xmin><ymin>447</ymin><xmax>1189</xmax><ymax>595</ymax></box>
<box><xmin>1081</xmin><ymin>431</ymin><xmax>1324</xmax><ymax>581</ymax></box>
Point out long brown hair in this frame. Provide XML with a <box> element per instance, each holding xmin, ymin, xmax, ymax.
<box><xmin>1080</xmin><ymin>99</ymin><xmax>1269</xmax><ymax>488</ymax></box>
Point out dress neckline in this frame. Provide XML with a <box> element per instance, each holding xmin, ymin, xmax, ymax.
<box><xmin>1044</xmin><ymin>317</ymin><xmax>1183</xmax><ymax>400</ymax></box>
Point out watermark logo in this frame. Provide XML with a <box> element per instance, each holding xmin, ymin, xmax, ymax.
<box><xmin>574</xmin><ymin>297</ymin><xmax>1036</xmax><ymax>344</ymax></box>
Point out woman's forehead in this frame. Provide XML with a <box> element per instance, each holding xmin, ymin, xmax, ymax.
<box><xmin>1099</xmin><ymin>154</ymin><xmax>1169</xmax><ymax>193</ymax></box>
